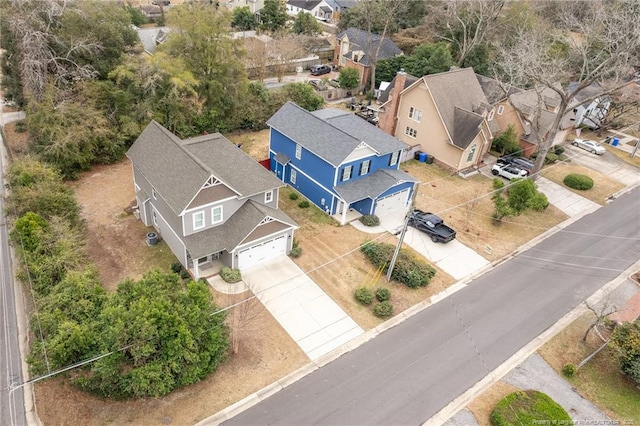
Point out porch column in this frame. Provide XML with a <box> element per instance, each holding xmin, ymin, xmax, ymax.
<box><xmin>341</xmin><ymin>201</ymin><xmax>348</xmax><ymax>225</ymax></box>
<box><xmin>193</xmin><ymin>258</ymin><xmax>199</xmax><ymax>281</ymax></box>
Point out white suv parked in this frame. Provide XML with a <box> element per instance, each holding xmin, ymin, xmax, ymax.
<box><xmin>491</xmin><ymin>163</ymin><xmax>528</xmax><ymax>181</ymax></box>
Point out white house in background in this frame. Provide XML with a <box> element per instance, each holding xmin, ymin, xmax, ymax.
<box><xmin>568</xmin><ymin>81</ymin><xmax>611</xmax><ymax>130</ymax></box>
<box><xmin>286</xmin><ymin>0</ymin><xmax>333</xmax><ymax>21</ymax></box>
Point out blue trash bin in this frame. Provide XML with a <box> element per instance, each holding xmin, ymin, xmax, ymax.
<box><xmin>612</xmin><ymin>138</ymin><xmax>620</xmax><ymax>147</ymax></box>
<box><xmin>418</xmin><ymin>152</ymin><xmax>427</xmax><ymax>162</ymax></box>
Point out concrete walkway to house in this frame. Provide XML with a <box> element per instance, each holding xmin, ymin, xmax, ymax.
<box><xmin>352</xmin><ymin>212</ymin><xmax>491</xmax><ymax>281</ymax></box>
<box><xmin>240</xmin><ymin>256</ymin><xmax>364</xmax><ymax>361</ymax></box>
<box><xmin>535</xmin><ymin>177</ymin><xmax>600</xmax><ymax>217</ymax></box>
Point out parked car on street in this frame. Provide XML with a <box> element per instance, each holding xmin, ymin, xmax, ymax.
<box><xmin>408</xmin><ymin>210</ymin><xmax>456</xmax><ymax>243</ymax></box>
<box><xmin>310</xmin><ymin>64</ymin><xmax>331</xmax><ymax>76</ymax></box>
<box><xmin>497</xmin><ymin>155</ymin><xmax>535</xmax><ymax>174</ymax></box>
<box><xmin>571</xmin><ymin>138</ymin><xmax>606</xmax><ymax>155</ymax></box>
<box><xmin>491</xmin><ymin>163</ymin><xmax>528</xmax><ymax>181</ymax></box>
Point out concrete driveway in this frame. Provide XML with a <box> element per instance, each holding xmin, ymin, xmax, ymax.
<box><xmin>377</xmin><ymin>213</ymin><xmax>490</xmax><ymax>281</ymax></box>
<box><xmin>242</xmin><ymin>256</ymin><xmax>363</xmax><ymax>360</ymax></box>
<box><xmin>535</xmin><ymin>176</ymin><xmax>600</xmax><ymax>217</ymax></box>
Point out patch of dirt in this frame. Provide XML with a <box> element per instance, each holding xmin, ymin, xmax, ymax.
<box><xmin>466</xmin><ymin>381</ymin><xmax>520</xmax><ymax>426</ymax></box>
<box><xmin>3</xmin><ymin>121</ymin><xmax>29</xmax><ymax>157</ymax></box>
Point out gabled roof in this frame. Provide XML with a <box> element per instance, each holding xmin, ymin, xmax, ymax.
<box><xmin>508</xmin><ymin>88</ymin><xmax>571</xmax><ymax>145</ymax></box>
<box><xmin>334</xmin><ymin>169</ymin><xmax>417</xmax><ymax>203</ymax></box>
<box><xmin>417</xmin><ymin>68</ymin><xmax>489</xmax><ymax>149</ymax></box>
<box><xmin>336</xmin><ymin>27</ymin><xmax>402</xmax><ymax>66</ymax></box>
<box><xmin>127</xmin><ymin>121</ymin><xmax>283</xmax><ymax>216</ymax></box>
<box><xmin>567</xmin><ymin>81</ymin><xmax>610</xmax><ymax>104</ymax></box>
<box><xmin>377</xmin><ymin>72</ymin><xmax>419</xmax><ymax>104</ymax></box>
<box><xmin>267</xmin><ymin>102</ymin><xmax>406</xmax><ymax>167</ymax></box>
<box><xmin>183</xmin><ymin>200</ymin><xmax>297</xmax><ymax>259</ymax></box>
<box><xmin>475</xmin><ymin>74</ymin><xmax>522</xmax><ymax>105</ymax></box>
<box><xmin>288</xmin><ymin>0</ymin><xmax>323</xmax><ymax>10</ymax></box>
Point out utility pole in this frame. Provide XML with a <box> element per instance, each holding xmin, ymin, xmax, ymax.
<box><xmin>386</xmin><ymin>181</ymin><xmax>419</xmax><ymax>282</ymax></box>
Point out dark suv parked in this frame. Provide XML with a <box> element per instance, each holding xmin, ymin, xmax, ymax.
<box><xmin>497</xmin><ymin>155</ymin><xmax>535</xmax><ymax>174</ymax></box>
<box><xmin>310</xmin><ymin>64</ymin><xmax>331</xmax><ymax>76</ymax></box>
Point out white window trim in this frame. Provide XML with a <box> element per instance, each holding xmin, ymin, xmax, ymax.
<box><xmin>467</xmin><ymin>144</ymin><xmax>477</xmax><ymax>163</ymax></box>
<box><xmin>487</xmin><ymin>110</ymin><xmax>495</xmax><ymax>121</ymax></box>
<box><xmin>152</xmin><ymin>210</ymin><xmax>158</xmax><ymax>226</ymax></box>
<box><xmin>265</xmin><ymin>190</ymin><xmax>273</xmax><ymax>203</ymax></box>
<box><xmin>211</xmin><ymin>206</ymin><xmax>223</xmax><ymax>224</ymax></box>
<box><xmin>295</xmin><ymin>144</ymin><xmax>302</xmax><ymax>160</ymax></box>
<box><xmin>290</xmin><ymin>169</ymin><xmax>297</xmax><ymax>184</ymax></box>
<box><xmin>409</xmin><ymin>107</ymin><xmax>422</xmax><ymax>122</ymax></box>
<box><xmin>193</xmin><ymin>211</ymin><xmax>205</xmax><ymax>230</ymax></box>
<box><xmin>405</xmin><ymin>126</ymin><xmax>417</xmax><ymax>138</ymax></box>
<box><xmin>342</xmin><ymin>165</ymin><xmax>353</xmax><ymax>181</ymax></box>
<box><xmin>390</xmin><ymin>151</ymin><xmax>399</xmax><ymax>166</ymax></box>
<box><xmin>497</xmin><ymin>105</ymin><xmax>504</xmax><ymax>115</ymax></box>
<box><xmin>361</xmin><ymin>160</ymin><xmax>370</xmax><ymax>175</ymax></box>
<box><xmin>152</xmin><ymin>188</ymin><xmax>157</xmax><ymax>200</ymax></box>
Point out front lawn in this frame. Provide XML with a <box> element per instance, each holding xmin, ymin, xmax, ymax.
<box><xmin>541</xmin><ymin>162</ymin><xmax>624</xmax><ymax>205</ymax></box>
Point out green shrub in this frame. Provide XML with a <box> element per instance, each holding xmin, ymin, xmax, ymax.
<box><xmin>298</xmin><ymin>200</ymin><xmax>310</xmax><ymax>208</ymax></box>
<box><xmin>375</xmin><ymin>287</ymin><xmax>391</xmax><ymax>302</ymax></box>
<box><xmin>220</xmin><ymin>266</ymin><xmax>242</xmax><ymax>283</ymax></box>
<box><xmin>563</xmin><ymin>173</ymin><xmax>594</xmax><ymax>190</ymax></box>
<box><xmin>373</xmin><ymin>301</ymin><xmax>393</xmax><ymax>317</ymax></box>
<box><xmin>354</xmin><ymin>287</ymin><xmax>374</xmax><ymax>305</ymax></box>
<box><xmin>14</xmin><ymin>121</ymin><xmax>27</xmax><ymax>133</ymax></box>
<box><xmin>361</xmin><ymin>241</ymin><xmax>436</xmax><ymax>288</ymax></box>
<box><xmin>527</xmin><ymin>192</ymin><xmax>549</xmax><ymax>211</ymax></box>
<box><xmin>289</xmin><ymin>192</ymin><xmax>299</xmax><ymax>200</ymax></box>
<box><xmin>554</xmin><ymin>145</ymin><xmax>565</xmax><ymax>155</ymax></box>
<box><xmin>545</xmin><ymin>152</ymin><xmax>559</xmax><ymax>164</ymax></box>
<box><xmin>359</xmin><ymin>215</ymin><xmax>380</xmax><ymax>226</ymax></box>
<box><xmin>289</xmin><ymin>238</ymin><xmax>302</xmax><ymax>258</ymax></box>
<box><xmin>490</xmin><ymin>390</ymin><xmax>571</xmax><ymax>426</ymax></box>
<box><xmin>171</xmin><ymin>262</ymin><xmax>183</xmax><ymax>274</ymax></box>
<box><xmin>179</xmin><ymin>269</ymin><xmax>191</xmax><ymax>280</ymax></box>
<box><xmin>561</xmin><ymin>363</ymin><xmax>577</xmax><ymax>378</ymax></box>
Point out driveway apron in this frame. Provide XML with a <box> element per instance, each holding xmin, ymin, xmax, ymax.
<box><xmin>241</xmin><ymin>256</ymin><xmax>364</xmax><ymax>360</ymax></box>
<box><xmin>535</xmin><ymin>177</ymin><xmax>600</xmax><ymax>217</ymax></box>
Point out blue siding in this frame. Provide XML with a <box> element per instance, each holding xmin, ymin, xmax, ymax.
<box><xmin>336</xmin><ymin>150</ymin><xmax>402</xmax><ymax>186</ymax></box>
<box><xmin>288</xmin><ymin>166</ymin><xmax>335</xmax><ymax>214</ymax></box>
<box><xmin>351</xmin><ymin>198</ymin><xmax>373</xmax><ymax>215</ymax></box>
<box><xmin>269</xmin><ymin>128</ymin><xmax>336</xmax><ymax>189</ymax></box>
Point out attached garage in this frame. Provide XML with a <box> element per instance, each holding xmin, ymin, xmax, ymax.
<box><xmin>237</xmin><ymin>235</ymin><xmax>287</xmax><ymax>270</ymax></box>
<box><xmin>374</xmin><ymin>188</ymin><xmax>410</xmax><ymax>216</ymax></box>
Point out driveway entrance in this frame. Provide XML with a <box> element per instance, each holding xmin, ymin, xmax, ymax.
<box><xmin>242</xmin><ymin>256</ymin><xmax>364</xmax><ymax>360</ymax></box>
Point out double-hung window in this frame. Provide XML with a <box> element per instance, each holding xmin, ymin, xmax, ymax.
<box><xmin>211</xmin><ymin>206</ymin><xmax>223</xmax><ymax>224</ymax></box>
<box><xmin>405</xmin><ymin>126</ymin><xmax>417</xmax><ymax>138</ymax></box>
<box><xmin>295</xmin><ymin>144</ymin><xmax>302</xmax><ymax>160</ymax></box>
<box><xmin>342</xmin><ymin>165</ymin><xmax>353</xmax><ymax>181</ymax></box>
<box><xmin>290</xmin><ymin>169</ymin><xmax>297</xmax><ymax>184</ymax></box>
<box><xmin>360</xmin><ymin>160</ymin><xmax>370</xmax><ymax>176</ymax></box>
<box><xmin>389</xmin><ymin>151</ymin><xmax>399</xmax><ymax>167</ymax></box>
<box><xmin>265</xmin><ymin>190</ymin><xmax>273</xmax><ymax>203</ymax></box>
<box><xmin>408</xmin><ymin>107</ymin><xmax>422</xmax><ymax>122</ymax></box>
<box><xmin>193</xmin><ymin>211</ymin><xmax>205</xmax><ymax>230</ymax></box>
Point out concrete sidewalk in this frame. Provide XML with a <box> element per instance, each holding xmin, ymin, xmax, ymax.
<box><xmin>535</xmin><ymin>177</ymin><xmax>600</xmax><ymax>216</ymax></box>
<box><xmin>242</xmin><ymin>256</ymin><xmax>363</xmax><ymax>360</ymax></box>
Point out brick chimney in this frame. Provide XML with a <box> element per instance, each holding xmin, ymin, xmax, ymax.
<box><xmin>378</xmin><ymin>69</ymin><xmax>407</xmax><ymax>136</ymax></box>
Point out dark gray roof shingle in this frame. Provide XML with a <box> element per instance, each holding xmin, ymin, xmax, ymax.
<box><xmin>182</xmin><ymin>200</ymin><xmax>297</xmax><ymax>259</ymax></box>
<box><xmin>268</xmin><ymin>102</ymin><xmax>407</xmax><ymax>166</ymax></box>
<box><xmin>127</xmin><ymin>121</ymin><xmax>283</xmax><ymax>215</ymax></box>
<box><xmin>337</xmin><ymin>27</ymin><xmax>402</xmax><ymax>66</ymax></box>
<box><xmin>287</xmin><ymin>0</ymin><xmax>322</xmax><ymax>10</ymax></box>
<box><xmin>334</xmin><ymin>169</ymin><xmax>417</xmax><ymax>203</ymax></box>
<box><xmin>475</xmin><ymin>74</ymin><xmax>522</xmax><ymax>105</ymax></box>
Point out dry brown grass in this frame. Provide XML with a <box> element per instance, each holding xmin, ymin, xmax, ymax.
<box><xmin>225</xmin><ymin>129</ymin><xmax>271</xmax><ymax>161</ymax></box>
<box><xmin>541</xmin><ymin>163</ymin><xmax>624</xmax><ymax>205</ymax></box>
<box><xmin>606</xmin><ymin>144</ymin><xmax>640</xmax><ymax>168</ymax></box>
<box><xmin>467</xmin><ymin>381</ymin><xmax>520</xmax><ymax>426</ymax></box>
<box><xmin>402</xmin><ymin>161</ymin><xmax>569</xmax><ymax>261</ymax></box>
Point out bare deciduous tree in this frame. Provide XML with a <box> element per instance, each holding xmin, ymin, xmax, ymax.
<box><xmin>269</xmin><ymin>33</ymin><xmax>307</xmax><ymax>83</ymax></box>
<box><xmin>426</xmin><ymin>0</ymin><xmax>504</xmax><ymax>67</ymax></box>
<box><xmin>495</xmin><ymin>0</ymin><xmax>640</xmax><ymax>176</ymax></box>
<box><xmin>226</xmin><ymin>291</ymin><xmax>264</xmax><ymax>355</ymax></box>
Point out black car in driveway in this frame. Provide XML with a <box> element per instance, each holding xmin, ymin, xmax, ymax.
<box><xmin>497</xmin><ymin>155</ymin><xmax>535</xmax><ymax>174</ymax></box>
<box><xmin>408</xmin><ymin>210</ymin><xmax>456</xmax><ymax>243</ymax></box>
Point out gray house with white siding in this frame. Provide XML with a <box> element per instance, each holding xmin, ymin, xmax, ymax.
<box><xmin>127</xmin><ymin>121</ymin><xmax>298</xmax><ymax>279</ymax></box>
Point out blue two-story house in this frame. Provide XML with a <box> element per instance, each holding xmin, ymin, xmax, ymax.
<box><xmin>267</xmin><ymin>102</ymin><xmax>418</xmax><ymax>225</ymax></box>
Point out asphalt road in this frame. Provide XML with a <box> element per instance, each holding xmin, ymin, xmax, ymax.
<box><xmin>226</xmin><ymin>186</ymin><xmax>640</xmax><ymax>425</ymax></box>
<box><xmin>0</xmin><ymin>128</ymin><xmax>27</xmax><ymax>425</ymax></box>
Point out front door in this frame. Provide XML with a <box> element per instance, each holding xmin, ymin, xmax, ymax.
<box><xmin>336</xmin><ymin>199</ymin><xmax>344</xmax><ymax>215</ymax></box>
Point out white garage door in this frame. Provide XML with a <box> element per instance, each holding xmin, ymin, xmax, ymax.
<box><xmin>375</xmin><ymin>189</ymin><xmax>410</xmax><ymax>217</ymax></box>
<box><xmin>237</xmin><ymin>235</ymin><xmax>287</xmax><ymax>269</ymax></box>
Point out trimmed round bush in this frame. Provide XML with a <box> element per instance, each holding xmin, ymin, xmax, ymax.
<box><xmin>179</xmin><ymin>269</ymin><xmax>191</xmax><ymax>280</ymax></box>
<box><xmin>554</xmin><ymin>145</ymin><xmax>565</xmax><ymax>155</ymax></box>
<box><xmin>527</xmin><ymin>192</ymin><xmax>549</xmax><ymax>211</ymax></box>
<box><xmin>563</xmin><ymin>173</ymin><xmax>594</xmax><ymax>190</ymax></box>
<box><xmin>373</xmin><ymin>301</ymin><xmax>393</xmax><ymax>317</ymax></box>
<box><xmin>375</xmin><ymin>287</ymin><xmax>391</xmax><ymax>302</ymax></box>
<box><xmin>298</xmin><ymin>200</ymin><xmax>310</xmax><ymax>208</ymax></box>
<box><xmin>220</xmin><ymin>266</ymin><xmax>242</xmax><ymax>283</ymax></box>
<box><xmin>354</xmin><ymin>287</ymin><xmax>374</xmax><ymax>305</ymax></box>
<box><xmin>289</xmin><ymin>192</ymin><xmax>299</xmax><ymax>200</ymax></box>
<box><xmin>490</xmin><ymin>390</ymin><xmax>571</xmax><ymax>426</ymax></box>
<box><xmin>562</xmin><ymin>363</ymin><xmax>577</xmax><ymax>378</ymax></box>
<box><xmin>359</xmin><ymin>214</ymin><xmax>380</xmax><ymax>227</ymax></box>
<box><xmin>171</xmin><ymin>262</ymin><xmax>183</xmax><ymax>273</ymax></box>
